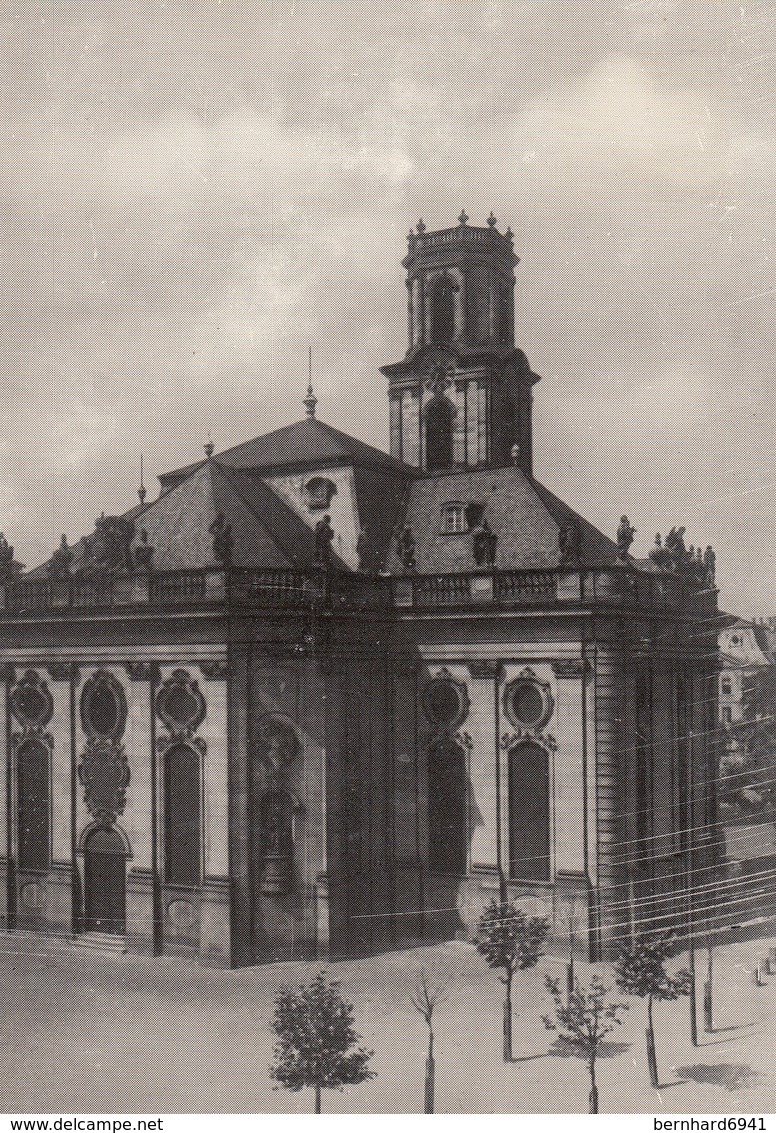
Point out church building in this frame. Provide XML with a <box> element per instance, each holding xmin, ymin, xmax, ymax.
<box><xmin>0</xmin><ymin>215</ymin><xmax>720</xmax><ymax>966</ymax></box>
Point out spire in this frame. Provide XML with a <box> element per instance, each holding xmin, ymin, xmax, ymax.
<box><xmin>138</xmin><ymin>454</ymin><xmax>146</xmax><ymax>504</ymax></box>
<box><xmin>303</xmin><ymin>347</ymin><xmax>318</xmax><ymax>418</ymax></box>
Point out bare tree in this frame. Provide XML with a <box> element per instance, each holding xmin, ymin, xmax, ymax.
<box><xmin>408</xmin><ymin>966</ymin><xmax>452</xmax><ymax>1113</ymax></box>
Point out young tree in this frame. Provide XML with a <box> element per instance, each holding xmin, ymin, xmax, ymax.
<box><xmin>613</xmin><ymin>932</ymin><xmax>692</xmax><ymax>1089</ymax></box>
<box><xmin>542</xmin><ymin>974</ymin><xmax>629</xmax><ymax>1113</ymax></box>
<box><xmin>475</xmin><ymin>899</ymin><xmax>550</xmax><ymax>1062</ymax></box>
<box><xmin>408</xmin><ymin>966</ymin><xmax>451</xmax><ymax>1113</ymax></box>
<box><xmin>269</xmin><ymin>973</ymin><xmax>375</xmax><ymax>1113</ymax></box>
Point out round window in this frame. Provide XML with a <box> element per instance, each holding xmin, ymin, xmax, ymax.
<box><xmin>504</xmin><ymin>677</ymin><xmax>553</xmax><ymax>732</ymax></box>
<box><xmin>421</xmin><ymin>673</ymin><xmax>469</xmax><ymax>731</ymax></box>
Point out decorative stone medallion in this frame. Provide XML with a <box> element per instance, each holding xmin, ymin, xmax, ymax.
<box><xmin>156</xmin><ymin>669</ymin><xmax>206</xmax><ymax>736</ymax></box>
<box><xmin>78</xmin><ymin>741</ymin><xmax>130</xmax><ymax>827</ymax></box>
<box><xmin>10</xmin><ymin>671</ymin><xmax>53</xmax><ymax>730</ymax></box>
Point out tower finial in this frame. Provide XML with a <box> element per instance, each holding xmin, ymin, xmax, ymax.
<box><xmin>204</xmin><ymin>432</ymin><xmax>214</xmax><ymax>458</ymax></box>
<box><xmin>303</xmin><ymin>346</ymin><xmax>318</xmax><ymax>418</ymax></box>
<box><xmin>138</xmin><ymin>454</ymin><xmax>146</xmax><ymax>504</ymax></box>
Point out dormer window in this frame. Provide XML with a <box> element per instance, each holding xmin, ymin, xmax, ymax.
<box><xmin>304</xmin><ymin>477</ymin><xmax>336</xmax><ymax>510</ymax></box>
<box><xmin>441</xmin><ymin>503</ymin><xmax>467</xmax><ymax>534</ymax></box>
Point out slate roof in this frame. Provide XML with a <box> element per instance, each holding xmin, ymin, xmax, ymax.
<box><xmin>386</xmin><ymin>466</ymin><xmax>617</xmax><ymax>574</ymax></box>
<box><xmin>27</xmin><ymin>458</ymin><xmax>347</xmax><ymax>576</ymax></box>
<box><xmin>159</xmin><ymin>417</ymin><xmax>414</xmax><ymax>490</ymax></box>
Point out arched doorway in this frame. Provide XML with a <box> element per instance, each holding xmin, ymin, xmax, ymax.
<box><xmin>83</xmin><ymin>826</ymin><xmax>127</xmax><ymax>934</ymax></box>
<box><xmin>508</xmin><ymin>741</ymin><xmax>550</xmax><ymax>881</ymax></box>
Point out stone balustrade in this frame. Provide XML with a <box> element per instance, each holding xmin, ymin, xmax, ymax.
<box><xmin>0</xmin><ymin>563</ymin><xmax>716</xmax><ymax>619</ymax></box>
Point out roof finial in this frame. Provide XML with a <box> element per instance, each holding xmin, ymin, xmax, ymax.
<box><xmin>204</xmin><ymin>432</ymin><xmax>214</xmax><ymax>458</ymax></box>
<box><xmin>458</xmin><ymin>208</ymin><xmax>469</xmax><ymax>226</ymax></box>
<box><xmin>303</xmin><ymin>346</ymin><xmax>318</xmax><ymax>418</ymax></box>
<box><xmin>487</xmin><ymin>211</ymin><xmax>497</xmax><ymax>227</ymax></box>
<box><xmin>416</xmin><ymin>219</ymin><xmax>426</xmax><ymax>234</ymax></box>
<box><xmin>138</xmin><ymin>454</ymin><xmax>146</xmax><ymax>504</ymax></box>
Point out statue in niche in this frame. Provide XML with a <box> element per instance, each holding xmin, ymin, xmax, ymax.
<box><xmin>209</xmin><ymin>512</ymin><xmax>234</xmax><ymax>568</ymax></box>
<box><xmin>472</xmin><ymin>518</ymin><xmax>497</xmax><ymax>567</ymax></box>
<box><xmin>49</xmin><ymin>534</ymin><xmax>74</xmax><ymax>579</ymax></box>
<box><xmin>616</xmin><ymin>516</ymin><xmax>636</xmax><ymax>562</ymax></box>
<box><xmin>557</xmin><ymin>522</ymin><xmax>581</xmax><ymax>566</ymax></box>
<box><xmin>395</xmin><ymin>525</ymin><xmax>416</xmax><ymax>571</ymax></box>
<box><xmin>132</xmin><ymin>529</ymin><xmax>154</xmax><ymax>572</ymax></box>
<box><xmin>313</xmin><ymin>514</ymin><xmax>335</xmax><ymax>569</ymax></box>
<box><xmin>259</xmin><ymin>789</ymin><xmax>294</xmax><ymax>895</ymax></box>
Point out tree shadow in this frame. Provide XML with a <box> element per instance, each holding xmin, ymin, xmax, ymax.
<box><xmin>674</xmin><ymin>1063</ymin><xmax>765</xmax><ymax>1092</ymax></box>
<box><xmin>548</xmin><ymin>1039</ymin><xmax>631</xmax><ymax>1061</ymax></box>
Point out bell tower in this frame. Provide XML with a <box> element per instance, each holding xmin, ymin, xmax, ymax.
<box><xmin>381</xmin><ymin>211</ymin><xmax>540</xmax><ymax>474</ymax></box>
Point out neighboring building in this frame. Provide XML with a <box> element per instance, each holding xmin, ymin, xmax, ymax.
<box><xmin>719</xmin><ymin>618</ymin><xmax>776</xmax><ymax>730</ymax></box>
<box><xmin>0</xmin><ymin>216</ymin><xmax>719</xmax><ymax>967</ymax></box>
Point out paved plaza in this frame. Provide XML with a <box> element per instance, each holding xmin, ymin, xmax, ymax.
<box><xmin>0</xmin><ymin>934</ymin><xmax>775</xmax><ymax>1114</ymax></box>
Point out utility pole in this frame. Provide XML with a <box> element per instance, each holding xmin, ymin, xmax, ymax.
<box><xmin>687</xmin><ymin>728</ymin><xmax>698</xmax><ymax>1047</ymax></box>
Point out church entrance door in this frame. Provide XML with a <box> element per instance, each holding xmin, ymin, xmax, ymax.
<box><xmin>83</xmin><ymin>827</ymin><xmax>126</xmax><ymax>935</ymax></box>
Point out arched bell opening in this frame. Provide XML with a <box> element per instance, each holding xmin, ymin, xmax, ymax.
<box><xmin>423</xmin><ymin>396</ymin><xmax>455</xmax><ymax>472</ymax></box>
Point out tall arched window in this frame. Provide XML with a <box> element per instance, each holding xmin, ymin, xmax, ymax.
<box><xmin>16</xmin><ymin>736</ymin><xmax>50</xmax><ymax>871</ymax></box>
<box><xmin>425</xmin><ymin>397</ymin><xmax>454</xmax><ymax>472</ymax></box>
<box><xmin>508</xmin><ymin>741</ymin><xmax>550</xmax><ymax>881</ymax></box>
<box><xmin>431</xmin><ymin>277</ymin><xmax>455</xmax><ymax>344</ymax></box>
<box><xmin>164</xmin><ymin>743</ymin><xmax>201</xmax><ymax>886</ymax></box>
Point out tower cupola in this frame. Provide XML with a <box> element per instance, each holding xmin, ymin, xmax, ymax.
<box><xmin>381</xmin><ymin>214</ymin><xmax>540</xmax><ymax>474</ymax></box>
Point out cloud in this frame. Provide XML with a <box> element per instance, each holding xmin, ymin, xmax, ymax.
<box><xmin>513</xmin><ymin>54</ymin><xmax>720</xmax><ymax>191</ymax></box>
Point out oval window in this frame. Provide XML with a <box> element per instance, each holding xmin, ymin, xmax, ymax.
<box><xmin>421</xmin><ymin>672</ymin><xmax>469</xmax><ymax>731</ymax></box>
<box><xmin>81</xmin><ymin>672</ymin><xmax>128</xmax><ymax>743</ymax></box>
<box><xmin>504</xmin><ymin>677</ymin><xmax>553</xmax><ymax>732</ymax></box>
<box><xmin>89</xmin><ymin>685</ymin><xmax>119</xmax><ymax>738</ymax></box>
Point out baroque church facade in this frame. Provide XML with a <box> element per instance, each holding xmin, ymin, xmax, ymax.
<box><xmin>0</xmin><ymin>216</ymin><xmax>720</xmax><ymax>966</ymax></box>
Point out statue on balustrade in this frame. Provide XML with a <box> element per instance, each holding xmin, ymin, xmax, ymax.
<box><xmin>209</xmin><ymin>512</ymin><xmax>234</xmax><ymax>568</ymax></box>
<box><xmin>648</xmin><ymin>533</ymin><xmax>669</xmax><ymax>568</ymax></box>
<box><xmin>83</xmin><ymin>514</ymin><xmax>135</xmax><ymax>574</ymax></box>
<box><xmin>49</xmin><ymin>534</ymin><xmax>74</xmax><ymax>579</ymax></box>
<box><xmin>663</xmin><ymin>526</ymin><xmax>687</xmax><ymax>572</ymax></box>
<box><xmin>472</xmin><ymin>518</ymin><xmax>497</xmax><ymax>567</ymax></box>
<box><xmin>557</xmin><ymin>522</ymin><xmax>581</xmax><ymax>567</ymax></box>
<box><xmin>616</xmin><ymin>516</ymin><xmax>636</xmax><ymax>562</ymax></box>
<box><xmin>356</xmin><ymin>526</ymin><xmax>376</xmax><ymax>574</ymax></box>
<box><xmin>703</xmin><ymin>545</ymin><xmax>716</xmax><ymax>587</ymax></box>
<box><xmin>313</xmin><ymin>514</ymin><xmax>335</xmax><ymax>569</ymax></box>
<box><xmin>0</xmin><ymin>534</ymin><xmax>17</xmax><ymax>584</ymax></box>
<box><xmin>132</xmin><ymin>529</ymin><xmax>155</xmax><ymax>572</ymax></box>
<box><xmin>395</xmin><ymin>525</ymin><xmax>416</xmax><ymax>572</ymax></box>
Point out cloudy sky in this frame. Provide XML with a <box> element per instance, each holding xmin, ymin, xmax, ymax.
<box><xmin>1</xmin><ymin>0</ymin><xmax>774</xmax><ymax>614</ymax></box>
